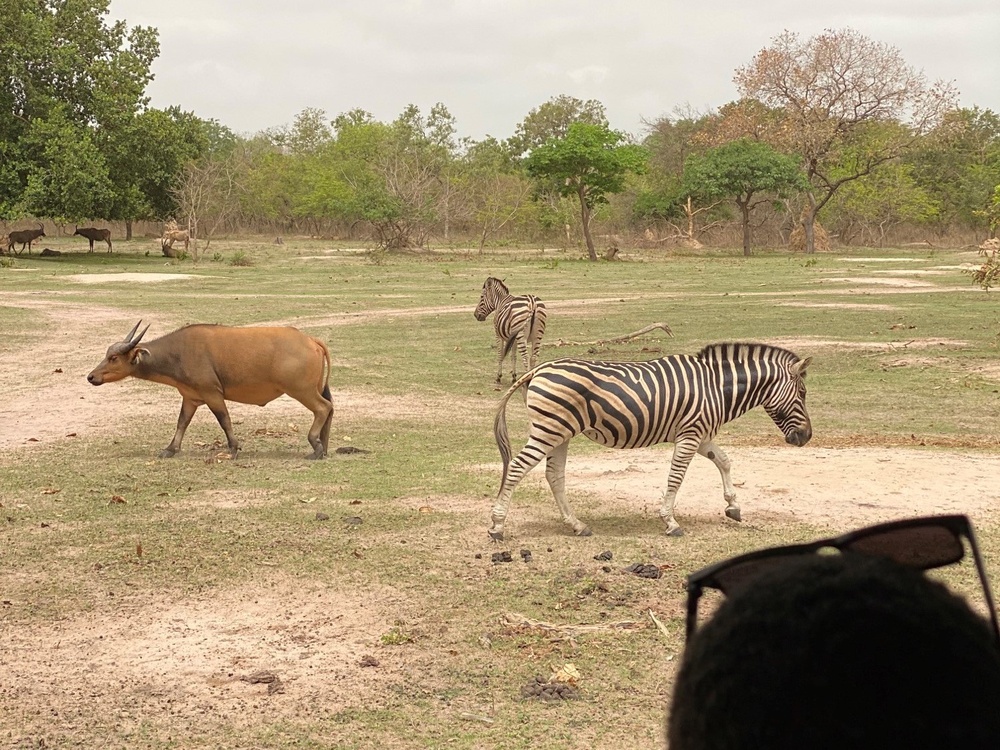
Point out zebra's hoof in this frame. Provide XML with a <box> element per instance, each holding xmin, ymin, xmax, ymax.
<box><xmin>488</xmin><ymin>529</ymin><xmax>505</xmax><ymax>542</ymax></box>
<box><xmin>725</xmin><ymin>507</ymin><xmax>742</xmax><ymax>522</ymax></box>
<box><xmin>666</xmin><ymin>526</ymin><xmax>685</xmax><ymax>537</ymax></box>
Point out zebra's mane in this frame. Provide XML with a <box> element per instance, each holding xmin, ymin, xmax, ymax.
<box><xmin>485</xmin><ymin>276</ymin><xmax>509</xmax><ymax>294</ymax></box>
<box><xmin>695</xmin><ymin>342</ymin><xmax>801</xmax><ymax>364</ymax></box>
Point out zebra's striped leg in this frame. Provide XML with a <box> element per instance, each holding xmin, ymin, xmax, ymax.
<box><xmin>513</xmin><ymin>334</ymin><xmax>529</xmax><ymax>381</ymax></box>
<box><xmin>494</xmin><ymin>338</ymin><xmax>505</xmax><ymax>384</ymax></box>
<box><xmin>489</xmin><ymin>441</ymin><xmax>550</xmax><ymax>541</ymax></box>
<box><xmin>659</xmin><ymin>438</ymin><xmax>701</xmax><ymax>536</ymax></box>
<box><xmin>698</xmin><ymin>440</ymin><xmax>741</xmax><ymax>522</ymax></box>
<box><xmin>545</xmin><ymin>441</ymin><xmax>591</xmax><ymax>536</ymax></box>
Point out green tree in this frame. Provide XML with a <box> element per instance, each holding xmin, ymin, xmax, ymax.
<box><xmin>0</xmin><ymin>0</ymin><xmax>158</xmax><ymax>218</ymax></box>
<box><xmin>18</xmin><ymin>109</ymin><xmax>114</xmax><ymax>222</ymax></box>
<box><xmin>827</xmin><ymin>161</ymin><xmax>938</xmax><ymax>246</ymax></box>
<box><xmin>683</xmin><ymin>139</ymin><xmax>805</xmax><ymax>255</ymax></box>
<box><xmin>525</xmin><ymin>123</ymin><xmax>648</xmax><ymax>260</ymax></box>
<box><xmin>910</xmin><ymin>107</ymin><xmax>1000</xmax><ymax>236</ymax></box>
<box><xmin>510</xmin><ymin>95</ymin><xmax>608</xmax><ymax>157</ymax></box>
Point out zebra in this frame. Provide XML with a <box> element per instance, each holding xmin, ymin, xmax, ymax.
<box><xmin>489</xmin><ymin>342</ymin><xmax>813</xmax><ymax>539</ymax></box>
<box><xmin>474</xmin><ymin>276</ymin><xmax>547</xmax><ymax>385</ymax></box>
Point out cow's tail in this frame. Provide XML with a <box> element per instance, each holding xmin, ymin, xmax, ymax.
<box><xmin>314</xmin><ymin>338</ymin><xmax>334</xmax><ymax>448</ymax></box>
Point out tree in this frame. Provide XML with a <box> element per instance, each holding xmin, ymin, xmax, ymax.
<box><xmin>683</xmin><ymin>139</ymin><xmax>805</xmax><ymax>255</ymax></box>
<box><xmin>510</xmin><ymin>95</ymin><xmax>608</xmax><ymax>156</ymax></box>
<box><xmin>734</xmin><ymin>28</ymin><xmax>957</xmax><ymax>252</ymax></box>
<box><xmin>525</xmin><ymin>123</ymin><xmax>648</xmax><ymax>260</ymax></box>
<box><xmin>910</xmin><ymin>107</ymin><xmax>1000</xmax><ymax>236</ymax></box>
<box><xmin>460</xmin><ymin>137</ymin><xmax>533</xmax><ymax>251</ymax></box>
<box><xmin>0</xmin><ymin>0</ymin><xmax>158</xmax><ymax>218</ymax></box>
<box><xmin>827</xmin><ymin>160</ymin><xmax>938</xmax><ymax>246</ymax></box>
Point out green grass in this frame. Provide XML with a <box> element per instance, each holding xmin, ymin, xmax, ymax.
<box><xmin>2</xmin><ymin>238</ymin><xmax>999</xmax><ymax>748</ymax></box>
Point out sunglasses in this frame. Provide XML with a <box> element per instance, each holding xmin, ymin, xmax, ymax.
<box><xmin>685</xmin><ymin>514</ymin><xmax>1000</xmax><ymax>644</ymax></box>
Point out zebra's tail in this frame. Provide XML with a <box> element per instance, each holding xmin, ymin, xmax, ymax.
<box><xmin>494</xmin><ymin>368</ymin><xmax>535</xmax><ymax>488</ymax></box>
<box><xmin>525</xmin><ymin>303</ymin><xmax>544</xmax><ymax>370</ymax></box>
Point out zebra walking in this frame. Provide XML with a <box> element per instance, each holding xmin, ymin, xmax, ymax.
<box><xmin>474</xmin><ymin>277</ymin><xmax>547</xmax><ymax>385</ymax></box>
<box><xmin>489</xmin><ymin>342</ymin><xmax>813</xmax><ymax>539</ymax></box>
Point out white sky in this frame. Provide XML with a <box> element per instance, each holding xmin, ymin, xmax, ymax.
<box><xmin>109</xmin><ymin>0</ymin><xmax>1000</xmax><ymax>141</ymax></box>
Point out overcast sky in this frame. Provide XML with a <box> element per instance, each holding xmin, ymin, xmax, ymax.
<box><xmin>109</xmin><ymin>0</ymin><xmax>1000</xmax><ymax>141</ymax></box>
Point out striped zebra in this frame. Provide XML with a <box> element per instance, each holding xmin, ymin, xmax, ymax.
<box><xmin>474</xmin><ymin>277</ymin><xmax>547</xmax><ymax>385</ymax></box>
<box><xmin>489</xmin><ymin>342</ymin><xmax>813</xmax><ymax>539</ymax></box>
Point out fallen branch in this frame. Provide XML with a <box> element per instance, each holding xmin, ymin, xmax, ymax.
<box><xmin>502</xmin><ymin>611</ymin><xmax>644</xmax><ymax>636</ymax></box>
<box><xmin>551</xmin><ymin>322</ymin><xmax>673</xmax><ymax>348</ymax></box>
<box><xmin>648</xmin><ymin>609</ymin><xmax>671</xmax><ymax>639</ymax></box>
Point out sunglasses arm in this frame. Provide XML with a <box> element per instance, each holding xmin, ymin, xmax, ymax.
<box><xmin>969</xmin><ymin>540</ymin><xmax>1000</xmax><ymax>646</ymax></box>
<box><xmin>685</xmin><ymin>584</ymin><xmax>703</xmax><ymax>639</ymax></box>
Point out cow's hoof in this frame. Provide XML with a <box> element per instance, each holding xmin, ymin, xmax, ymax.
<box><xmin>158</xmin><ymin>449</ymin><xmax>177</xmax><ymax>458</ymax></box>
<box><xmin>666</xmin><ymin>526</ymin><xmax>685</xmax><ymax>537</ymax></box>
<box><xmin>488</xmin><ymin>529</ymin><xmax>504</xmax><ymax>542</ymax></box>
<box><xmin>575</xmin><ymin>527</ymin><xmax>593</xmax><ymax>537</ymax></box>
<box><xmin>725</xmin><ymin>507</ymin><xmax>742</xmax><ymax>522</ymax></box>
<box><xmin>305</xmin><ymin>451</ymin><xmax>326</xmax><ymax>460</ymax></box>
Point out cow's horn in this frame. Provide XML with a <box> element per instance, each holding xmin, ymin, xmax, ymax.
<box><xmin>124</xmin><ymin>320</ymin><xmax>143</xmax><ymax>342</ymax></box>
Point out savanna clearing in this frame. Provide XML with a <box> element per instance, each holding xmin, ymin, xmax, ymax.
<box><xmin>2</xmin><ymin>238</ymin><xmax>1000</xmax><ymax>749</ymax></box>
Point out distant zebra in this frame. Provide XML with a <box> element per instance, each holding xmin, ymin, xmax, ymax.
<box><xmin>474</xmin><ymin>277</ymin><xmax>547</xmax><ymax>385</ymax></box>
<box><xmin>489</xmin><ymin>342</ymin><xmax>813</xmax><ymax>539</ymax></box>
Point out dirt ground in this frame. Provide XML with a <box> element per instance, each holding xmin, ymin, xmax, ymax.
<box><xmin>4</xmin><ymin>286</ymin><xmax>1000</xmax><ymax>745</ymax></box>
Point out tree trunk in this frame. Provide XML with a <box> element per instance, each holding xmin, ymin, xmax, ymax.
<box><xmin>579</xmin><ymin>185</ymin><xmax>597</xmax><ymax>261</ymax></box>
<box><xmin>803</xmin><ymin>193</ymin><xmax>817</xmax><ymax>254</ymax></box>
<box><xmin>739</xmin><ymin>197</ymin><xmax>752</xmax><ymax>256</ymax></box>
<box><xmin>125</xmin><ymin>220</ymin><xmax>133</xmax><ymax>241</ymax></box>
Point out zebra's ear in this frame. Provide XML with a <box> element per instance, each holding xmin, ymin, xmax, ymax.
<box><xmin>790</xmin><ymin>357</ymin><xmax>813</xmax><ymax>377</ymax></box>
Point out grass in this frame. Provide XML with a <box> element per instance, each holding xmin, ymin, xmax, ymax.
<box><xmin>1</xmin><ymin>237</ymin><xmax>999</xmax><ymax>748</ymax></box>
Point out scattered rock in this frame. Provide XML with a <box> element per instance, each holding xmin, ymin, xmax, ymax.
<box><xmin>625</xmin><ymin>562</ymin><xmax>663</xmax><ymax>579</ymax></box>
<box><xmin>343</xmin><ymin>516</ymin><xmax>363</xmax><ymax>525</ymax></box>
<box><xmin>491</xmin><ymin>551</ymin><xmax>513</xmax><ymax>564</ymax></box>
<box><xmin>315</xmin><ymin>512</ymin><xmax>330</xmax><ymax>521</ymax></box>
<box><xmin>594</xmin><ymin>550</ymin><xmax>613</xmax><ymax>561</ymax></box>
<box><xmin>359</xmin><ymin>655</ymin><xmax>379</xmax><ymax>668</ymax></box>
<box><xmin>519</xmin><ymin>549</ymin><xmax>533</xmax><ymax>563</ymax></box>
<box><xmin>335</xmin><ymin>446</ymin><xmax>370</xmax><ymax>455</ymax></box>
<box><xmin>474</xmin><ymin>553</ymin><xmax>482</xmax><ymax>559</ymax></box>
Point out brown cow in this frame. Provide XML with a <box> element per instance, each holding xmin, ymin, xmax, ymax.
<box><xmin>6</xmin><ymin>223</ymin><xmax>46</xmax><ymax>255</ymax></box>
<box><xmin>87</xmin><ymin>321</ymin><xmax>334</xmax><ymax>459</ymax></box>
<box><xmin>74</xmin><ymin>226</ymin><xmax>113</xmax><ymax>253</ymax></box>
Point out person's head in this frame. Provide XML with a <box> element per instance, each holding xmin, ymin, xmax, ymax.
<box><xmin>668</xmin><ymin>552</ymin><xmax>1000</xmax><ymax>750</ymax></box>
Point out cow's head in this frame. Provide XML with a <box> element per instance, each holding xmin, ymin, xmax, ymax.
<box><xmin>87</xmin><ymin>321</ymin><xmax>151</xmax><ymax>385</ymax></box>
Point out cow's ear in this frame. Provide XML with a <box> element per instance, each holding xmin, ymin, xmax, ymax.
<box><xmin>130</xmin><ymin>347</ymin><xmax>150</xmax><ymax>365</ymax></box>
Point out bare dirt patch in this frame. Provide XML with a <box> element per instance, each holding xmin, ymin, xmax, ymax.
<box><xmin>65</xmin><ymin>273</ymin><xmax>207</xmax><ymax>284</ymax></box>
<box><xmin>483</xmin><ymin>445</ymin><xmax>1000</xmax><ymax>530</ymax></box>
<box><xmin>818</xmin><ymin>276</ymin><xmax>936</xmax><ymax>288</ymax></box>
<box><xmin>1</xmin><ymin>579</ymin><xmax>407</xmax><ymax>743</ymax></box>
<box><xmin>839</xmin><ymin>257</ymin><xmax>920</xmax><ymax>262</ymax></box>
<box><xmin>775</xmin><ymin>301</ymin><xmax>898</xmax><ymax>311</ymax></box>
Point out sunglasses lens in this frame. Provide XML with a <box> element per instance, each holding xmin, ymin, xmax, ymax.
<box><xmin>845</xmin><ymin>524</ymin><xmax>964</xmax><ymax>569</ymax></box>
<box><xmin>710</xmin><ymin>555</ymin><xmax>801</xmax><ymax>594</ymax></box>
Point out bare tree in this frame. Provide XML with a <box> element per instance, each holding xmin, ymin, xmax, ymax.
<box><xmin>733</xmin><ymin>28</ymin><xmax>957</xmax><ymax>252</ymax></box>
<box><xmin>172</xmin><ymin>145</ymin><xmax>253</xmax><ymax>260</ymax></box>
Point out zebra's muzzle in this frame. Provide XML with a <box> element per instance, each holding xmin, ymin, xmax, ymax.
<box><xmin>785</xmin><ymin>427</ymin><xmax>812</xmax><ymax>447</ymax></box>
